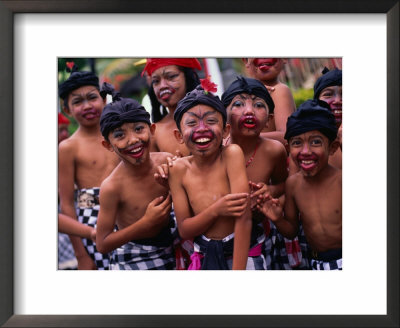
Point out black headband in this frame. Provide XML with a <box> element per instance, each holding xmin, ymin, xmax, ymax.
<box><xmin>221</xmin><ymin>76</ymin><xmax>275</xmax><ymax>113</ymax></box>
<box><xmin>174</xmin><ymin>85</ymin><xmax>227</xmax><ymax>129</ymax></box>
<box><xmin>100</xmin><ymin>83</ymin><xmax>151</xmax><ymax>139</ymax></box>
<box><xmin>285</xmin><ymin>99</ymin><xmax>338</xmax><ymax>142</ymax></box>
<box><xmin>59</xmin><ymin>64</ymin><xmax>99</xmax><ymax>100</ymax></box>
<box><xmin>313</xmin><ymin>67</ymin><xmax>342</xmax><ymax>100</ymax></box>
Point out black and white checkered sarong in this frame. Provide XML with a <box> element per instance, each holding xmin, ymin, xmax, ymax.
<box><xmin>110</xmin><ymin>214</ymin><xmax>177</xmax><ymax>270</ymax></box>
<box><xmin>77</xmin><ymin>188</ymin><xmax>111</xmax><ymax>270</ymax></box>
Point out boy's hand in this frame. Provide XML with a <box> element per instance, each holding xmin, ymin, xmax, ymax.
<box><xmin>144</xmin><ymin>194</ymin><xmax>172</xmax><ymax>227</ymax></box>
<box><xmin>249</xmin><ymin>181</ymin><xmax>270</xmax><ymax>210</ymax></box>
<box><xmin>212</xmin><ymin>193</ymin><xmax>249</xmax><ymax>218</ymax></box>
<box><xmin>256</xmin><ymin>195</ymin><xmax>283</xmax><ymax>223</ymax></box>
<box><xmin>154</xmin><ymin>153</ymin><xmax>182</xmax><ymax>187</ymax></box>
<box><xmin>90</xmin><ymin>228</ymin><xmax>96</xmax><ymax>242</ymax></box>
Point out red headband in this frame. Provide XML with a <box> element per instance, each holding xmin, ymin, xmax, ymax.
<box><xmin>142</xmin><ymin>58</ymin><xmax>201</xmax><ymax>76</ymax></box>
<box><xmin>58</xmin><ymin>113</ymin><xmax>70</xmax><ymax>125</ymax></box>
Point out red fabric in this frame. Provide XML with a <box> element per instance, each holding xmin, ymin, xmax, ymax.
<box><xmin>142</xmin><ymin>58</ymin><xmax>201</xmax><ymax>76</ymax></box>
<box><xmin>58</xmin><ymin>113</ymin><xmax>70</xmax><ymax>125</ymax></box>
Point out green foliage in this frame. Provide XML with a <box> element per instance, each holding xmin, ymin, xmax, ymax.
<box><xmin>293</xmin><ymin>88</ymin><xmax>314</xmax><ymax>108</ymax></box>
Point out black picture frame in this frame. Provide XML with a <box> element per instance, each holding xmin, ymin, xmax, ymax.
<box><xmin>1</xmin><ymin>1</ymin><xmax>398</xmax><ymax>327</ymax></box>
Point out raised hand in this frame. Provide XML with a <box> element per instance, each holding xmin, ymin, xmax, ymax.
<box><xmin>212</xmin><ymin>192</ymin><xmax>249</xmax><ymax>218</ymax></box>
<box><xmin>249</xmin><ymin>181</ymin><xmax>270</xmax><ymax>210</ymax></box>
<box><xmin>256</xmin><ymin>194</ymin><xmax>283</xmax><ymax>223</ymax></box>
<box><xmin>143</xmin><ymin>194</ymin><xmax>172</xmax><ymax>227</ymax></box>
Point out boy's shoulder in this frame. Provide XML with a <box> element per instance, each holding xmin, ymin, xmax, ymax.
<box><xmin>222</xmin><ymin>143</ymin><xmax>244</xmax><ymax>158</ymax></box>
<box><xmin>168</xmin><ymin>155</ymin><xmax>193</xmax><ymax>179</ymax></box>
<box><xmin>58</xmin><ymin>133</ymin><xmax>79</xmax><ymax>154</ymax></box>
<box><xmin>259</xmin><ymin>137</ymin><xmax>286</xmax><ymax>157</ymax></box>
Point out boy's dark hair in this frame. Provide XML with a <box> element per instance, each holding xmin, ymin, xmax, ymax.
<box><xmin>174</xmin><ymin>84</ymin><xmax>227</xmax><ymax>131</ymax></box>
<box><xmin>148</xmin><ymin>67</ymin><xmax>200</xmax><ymax>123</ymax></box>
<box><xmin>221</xmin><ymin>76</ymin><xmax>275</xmax><ymax>113</ymax></box>
<box><xmin>99</xmin><ymin>83</ymin><xmax>151</xmax><ymax>141</ymax></box>
<box><xmin>285</xmin><ymin>99</ymin><xmax>338</xmax><ymax>142</ymax></box>
<box><xmin>59</xmin><ymin>63</ymin><xmax>101</xmax><ymax>108</ymax></box>
<box><xmin>313</xmin><ymin>67</ymin><xmax>342</xmax><ymax>100</ymax></box>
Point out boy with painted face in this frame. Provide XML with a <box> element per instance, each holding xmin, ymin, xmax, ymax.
<box><xmin>314</xmin><ymin>67</ymin><xmax>342</xmax><ymax>170</ymax></box>
<box><xmin>167</xmin><ymin>80</ymin><xmax>262</xmax><ymax>270</ymax></box>
<box><xmin>222</xmin><ymin>77</ymin><xmax>308</xmax><ymax>270</ymax></box>
<box><xmin>142</xmin><ymin>58</ymin><xmax>201</xmax><ymax>156</ymax></box>
<box><xmin>96</xmin><ymin>86</ymin><xmax>177</xmax><ymax>270</ymax></box>
<box><xmin>258</xmin><ymin>100</ymin><xmax>342</xmax><ymax>270</ymax></box>
<box><xmin>242</xmin><ymin>58</ymin><xmax>296</xmax><ymax>144</ymax></box>
<box><xmin>58</xmin><ymin>64</ymin><xmax>120</xmax><ymax>270</ymax></box>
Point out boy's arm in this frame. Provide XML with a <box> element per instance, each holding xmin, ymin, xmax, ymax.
<box><xmin>169</xmin><ymin>160</ymin><xmax>249</xmax><ymax>240</ymax></box>
<box><xmin>96</xmin><ymin>181</ymin><xmax>172</xmax><ymax>254</ymax></box>
<box><xmin>225</xmin><ymin>145</ymin><xmax>252</xmax><ymax>270</ymax></box>
<box><xmin>58</xmin><ymin>213</ymin><xmax>95</xmax><ymax>241</ymax></box>
<box><xmin>259</xmin><ymin>177</ymin><xmax>299</xmax><ymax>239</ymax></box>
<box><xmin>58</xmin><ymin>142</ymin><xmax>95</xmax><ymax>269</ymax></box>
<box><xmin>268</xmin><ymin>144</ymin><xmax>289</xmax><ymax>198</ymax></box>
<box><xmin>261</xmin><ymin>85</ymin><xmax>296</xmax><ymax>144</ymax></box>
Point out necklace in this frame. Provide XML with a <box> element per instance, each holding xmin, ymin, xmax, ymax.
<box><xmin>225</xmin><ymin>136</ymin><xmax>259</xmax><ymax>167</ymax></box>
<box><xmin>246</xmin><ymin>141</ymin><xmax>260</xmax><ymax>168</ymax></box>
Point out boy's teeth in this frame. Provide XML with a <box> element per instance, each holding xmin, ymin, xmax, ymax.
<box><xmin>301</xmin><ymin>160</ymin><xmax>314</xmax><ymax>164</ymax></box>
<box><xmin>130</xmin><ymin>147</ymin><xmax>142</xmax><ymax>153</ymax></box>
<box><xmin>196</xmin><ymin>138</ymin><xmax>211</xmax><ymax>143</ymax></box>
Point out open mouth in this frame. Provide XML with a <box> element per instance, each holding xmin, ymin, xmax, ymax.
<box><xmin>123</xmin><ymin>144</ymin><xmax>145</xmax><ymax>159</ymax></box>
<box><xmin>299</xmin><ymin>159</ymin><xmax>317</xmax><ymax>172</ymax></box>
<box><xmin>254</xmin><ymin>58</ymin><xmax>277</xmax><ymax>72</ymax></box>
<box><xmin>192</xmin><ymin>133</ymin><xmax>214</xmax><ymax>149</ymax></box>
<box><xmin>239</xmin><ymin>116</ymin><xmax>258</xmax><ymax>129</ymax></box>
<box><xmin>82</xmin><ymin>110</ymin><xmax>99</xmax><ymax>120</ymax></box>
<box><xmin>159</xmin><ymin>89</ymin><xmax>173</xmax><ymax>101</ymax></box>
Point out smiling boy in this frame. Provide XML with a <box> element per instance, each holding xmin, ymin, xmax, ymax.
<box><xmin>96</xmin><ymin>88</ymin><xmax>177</xmax><ymax>270</ymax></box>
<box><xmin>258</xmin><ymin>99</ymin><xmax>342</xmax><ymax>270</ymax></box>
<box><xmin>58</xmin><ymin>64</ymin><xmax>120</xmax><ymax>269</ymax></box>
<box><xmin>167</xmin><ymin>80</ymin><xmax>259</xmax><ymax>270</ymax></box>
<box><xmin>314</xmin><ymin>67</ymin><xmax>342</xmax><ymax>170</ymax></box>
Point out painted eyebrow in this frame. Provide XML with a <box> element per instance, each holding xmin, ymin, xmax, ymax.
<box><xmin>186</xmin><ymin>111</ymin><xmax>218</xmax><ymax>119</ymax></box>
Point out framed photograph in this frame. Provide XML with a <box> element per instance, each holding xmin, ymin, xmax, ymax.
<box><xmin>1</xmin><ymin>1</ymin><xmax>398</xmax><ymax>327</ymax></box>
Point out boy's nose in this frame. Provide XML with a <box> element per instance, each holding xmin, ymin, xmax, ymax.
<box><xmin>244</xmin><ymin>104</ymin><xmax>254</xmax><ymax>115</ymax></box>
<box><xmin>301</xmin><ymin>143</ymin><xmax>311</xmax><ymax>154</ymax></box>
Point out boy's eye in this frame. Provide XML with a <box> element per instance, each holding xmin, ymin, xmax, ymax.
<box><xmin>134</xmin><ymin>125</ymin><xmax>144</xmax><ymax>133</ymax></box>
<box><xmin>185</xmin><ymin>120</ymin><xmax>197</xmax><ymax>126</ymax></box>
<box><xmin>88</xmin><ymin>94</ymin><xmax>99</xmax><ymax>100</ymax></box>
<box><xmin>290</xmin><ymin>139</ymin><xmax>302</xmax><ymax>147</ymax></box>
<box><xmin>71</xmin><ymin>98</ymin><xmax>82</xmax><ymax>105</ymax></box>
<box><xmin>206</xmin><ymin>118</ymin><xmax>218</xmax><ymax>125</ymax></box>
<box><xmin>320</xmin><ymin>91</ymin><xmax>333</xmax><ymax>98</ymax></box>
<box><xmin>112</xmin><ymin>130</ymin><xmax>124</xmax><ymax>138</ymax></box>
<box><xmin>151</xmin><ymin>78</ymin><xmax>160</xmax><ymax>85</ymax></box>
<box><xmin>254</xmin><ymin>101</ymin><xmax>266</xmax><ymax>109</ymax></box>
<box><xmin>232</xmin><ymin>100</ymin><xmax>243</xmax><ymax>107</ymax></box>
<box><xmin>310</xmin><ymin>139</ymin><xmax>322</xmax><ymax>146</ymax></box>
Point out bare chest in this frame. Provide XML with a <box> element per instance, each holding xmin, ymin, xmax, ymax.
<box><xmin>182</xmin><ymin>166</ymin><xmax>230</xmax><ymax>215</ymax></box>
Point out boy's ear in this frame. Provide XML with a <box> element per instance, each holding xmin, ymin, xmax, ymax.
<box><xmin>329</xmin><ymin>140</ymin><xmax>340</xmax><ymax>156</ymax></box>
<box><xmin>173</xmin><ymin>129</ymin><xmax>184</xmax><ymax>144</ymax></box>
<box><xmin>62</xmin><ymin>103</ymin><xmax>71</xmax><ymax>116</ymax></box>
<box><xmin>223</xmin><ymin>123</ymin><xmax>231</xmax><ymax>139</ymax></box>
<box><xmin>101</xmin><ymin>139</ymin><xmax>114</xmax><ymax>152</ymax></box>
<box><xmin>150</xmin><ymin>123</ymin><xmax>156</xmax><ymax>135</ymax></box>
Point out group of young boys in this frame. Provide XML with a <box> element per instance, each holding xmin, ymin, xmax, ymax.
<box><xmin>58</xmin><ymin>58</ymin><xmax>342</xmax><ymax>271</ymax></box>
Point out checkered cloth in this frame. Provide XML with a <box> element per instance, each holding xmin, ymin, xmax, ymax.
<box><xmin>110</xmin><ymin>214</ymin><xmax>178</xmax><ymax>270</ymax></box>
<box><xmin>76</xmin><ymin>187</ymin><xmax>111</xmax><ymax>270</ymax></box>
<box><xmin>58</xmin><ymin>232</ymin><xmax>77</xmax><ymax>270</ymax></box>
<box><xmin>311</xmin><ymin>258</ymin><xmax>342</xmax><ymax>270</ymax></box>
<box><xmin>189</xmin><ymin>222</ymin><xmax>267</xmax><ymax>270</ymax></box>
<box><xmin>264</xmin><ymin>220</ymin><xmax>311</xmax><ymax>270</ymax></box>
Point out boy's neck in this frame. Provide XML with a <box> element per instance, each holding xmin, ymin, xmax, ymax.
<box><xmin>191</xmin><ymin>146</ymin><xmax>223</xmax><ymax>168</ymax></box>
<box><xmin>122</xmin><ymin>154</ymin><xmax>154</xmax><ymax>175</ymax></box>
<box><xmin>76</xmin><ymin>125</ymin><xmax>102</xmax><ymax>137</ymax></box>
<box><xmin>302</xmin><ymin>164</ymin><xmax>337</xmax><ymax>184</ymax></box>
<box><xmin>230</xmin><ymin>133</ymin><xmax>260</xmax><ymax>153</ymax></box>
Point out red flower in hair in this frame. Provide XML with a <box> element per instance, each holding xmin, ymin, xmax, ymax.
<box><xmin>200</xmin><ymin>76</ymin><xmax>218</xmax><ymax>94</ymax></box>
<box><xmin>66</xmin><ymin>61</ymin><xmax>75</xmax><ymax>70</ymax></box>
